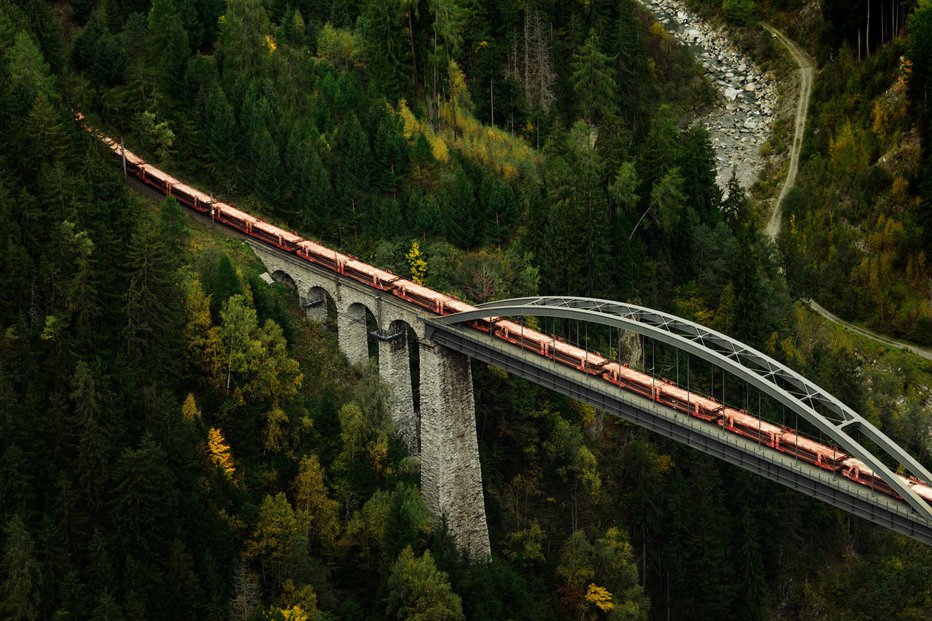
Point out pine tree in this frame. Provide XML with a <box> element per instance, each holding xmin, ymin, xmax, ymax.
<box><xmin>253</xmin><ymin>125</ymin><xmax>282</xmax><ymax>205</ymax></box>
<box><xmin>678</xmin><ymin>124</ymin><xmax>721</xmax><ymax>225</ymax></box>
<box><xmin>206</xmin><ymin>88</ymin><xmax>239</xmax><ymax>170</ymax></box>
<box><xmin>443</xmin><ymin>166</ymin><xmax>478</xmax><ymax>248</ymax></box>
<box><xmin>333</xmin><ymin>114</ymin><xmax>372</xmax><ymax>231</ymax></box>
<box><xmin>386</xmin><ymin>547</ymin><xmax>464</xmax><ymax>621</ymax></box>
<box><xmin>147</xmin><ymin>0</ymin><xmax>190</xmax><ymax>100</ymax></box>
<box><xmin>373</xmin><ymin>110</ymin><xmax>410</xmax><ymax>192</ymax></box>
<box><xmin>1</xmin><ymin>515</ymin><xmax>40</xmax><ymax>621</ymax></box>
<box><xmin>571</xmin><ymin>30</ymin><xmax>618</xmax><ymax>126</ymax></box>
<box><xmin>111</xmin><ymin>435</ymin><xmax>178</xmax><ymax>558</ymax></box>
<box><xmin>124</xmin><ymin>215</ymin><xmax>184</xmax><ymax>376</ymax></box>
<box><xmin>358</xmin><ymin>0</ymin><xmax>414</xmax><ymax>101</ymax></box>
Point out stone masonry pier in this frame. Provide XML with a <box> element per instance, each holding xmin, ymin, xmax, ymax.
<box><xmin>248</xmin><ymin>241</ymin><xmax>491</xmax><ymax>560</ymax></box>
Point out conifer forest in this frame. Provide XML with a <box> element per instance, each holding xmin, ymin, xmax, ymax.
<box><xmin>1</xmin><ymin>0</ymin><xmax>932</xmax><ymax>619</ymax></box>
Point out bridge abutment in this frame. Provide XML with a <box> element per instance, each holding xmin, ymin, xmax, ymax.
<box><xmin>419</xmin><ymin>339</ymin><xmax>491</xmax><ymax>561</ymax></box>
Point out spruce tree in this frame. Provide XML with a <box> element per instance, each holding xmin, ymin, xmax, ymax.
<box><xmin>571</xmin><ymin>29</ymin><xmax>618</xmax><ymax>126</ymax></box>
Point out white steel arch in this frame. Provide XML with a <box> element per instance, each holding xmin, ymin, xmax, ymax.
<box><xmin>435</xmin><ymin>296</ymin><xmax>932</xmax><ymax>520</ymax></box>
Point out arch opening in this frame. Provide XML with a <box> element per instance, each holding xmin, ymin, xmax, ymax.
<box><xmin>344</xmin><ymin>301</ymin><xmax>379</xmax><ymax>365</ymax></box>
<box><xmin>388</xmin><ymin>319</ymin><xmax>420</xmax><ymax>415</ymax></box>
<box><xmin>304</xmin><ymin>285</ymin><xmax>336</xmax><ymax>325</ymax></box>
<box><xmin>270</xmin><ymin>270</ymin><xmax>297</xmax><ymax>291</ymax></box>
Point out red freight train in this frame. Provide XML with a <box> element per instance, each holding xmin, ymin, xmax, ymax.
<box><xmin>81</xmin><ymin>117</ymin><xmax>932</xmax><ymax>508</ymax></box>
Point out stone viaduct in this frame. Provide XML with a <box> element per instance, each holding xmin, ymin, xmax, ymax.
<box><xmin>249</xmin><ymin>242</ymin><xmax>492</xmax><ymax>560</ymax></box>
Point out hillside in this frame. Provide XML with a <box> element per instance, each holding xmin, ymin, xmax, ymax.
<box><xmin>2</xmin><ymin>1</ymin><xmax>932</xmax><ymax>620</ymax></box>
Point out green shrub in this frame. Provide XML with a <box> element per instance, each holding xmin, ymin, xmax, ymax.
<box><xmin>722</xmin><ymin>0</ymin><xmax>757</xmax><ymax>25</ymax></box>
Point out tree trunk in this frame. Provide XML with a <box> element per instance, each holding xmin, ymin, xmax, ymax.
<box><xmin>490</xmin><ymin>76</ymin><xmax>494</xmax><ymax>126</ymax></box>
<box><xmin>866</xmin><ymin>0</ymin><xmax>871</xmax><ymax>57</ymax></box>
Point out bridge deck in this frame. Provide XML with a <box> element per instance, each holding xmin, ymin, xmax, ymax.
<box><xmin>425</xmin><ymin>320</ymin><xmax>932</xmax><ymax>544</ymax></box>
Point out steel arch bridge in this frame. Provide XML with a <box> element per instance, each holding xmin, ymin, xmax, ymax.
<box><xmin>429</xmin><ymin>296</ymin><xmax>932</xmax><ymax>541</ymax></box>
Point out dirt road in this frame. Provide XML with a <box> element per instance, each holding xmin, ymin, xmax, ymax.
<box><xmin>762</xmin><ymin>24</ymin><xmax>814</xmax><ymax>241</ymax></box>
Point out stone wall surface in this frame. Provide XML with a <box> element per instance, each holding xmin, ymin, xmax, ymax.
<box><xmin>379</xmin><ymin>329</ymin><xmax>419</xmax><ymax>455</ymax></box>
<box><xmin>419</xmin><ymin>340</ymin><xmax>491</xmax><ymax>560</ymax></box>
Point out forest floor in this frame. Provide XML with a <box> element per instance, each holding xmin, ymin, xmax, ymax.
<box><xmin>760</xmin><ymin>24</ymin><xmax>932</xmax><ymax>361</ymax></box>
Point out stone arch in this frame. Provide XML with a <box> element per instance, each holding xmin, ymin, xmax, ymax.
<box><xmin>304</xmin><ymin>285</ymin><xmax>335</xmax><ymax>324</ymax></box>
<box><xmin>270</xmin><ymin>269</ymin><xmax>297</xmax><ymax>291</ymax></box>
<box><xmin>339</xmin><ymin>301</ymin><xmax>378</xmax><ymax>367</ymax></box>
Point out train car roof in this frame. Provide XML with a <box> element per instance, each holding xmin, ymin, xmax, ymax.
<box><xmin>298</xmin><ymin>239</ymin><xmax>351</xmax><ymax>262</ymax></box>
<box><xmin>726</xmin><ymin>408</ymin><xmax>784</xmax><ymax>434</ymax></box>
<box><xmin>553</xmin><ymin>339</ymin><xmax>608</xmax><ymax>365</ymax></box>
<box><xmin>147</xmin><ymin>166</ymin><xmax>180</xmax><ymax>187</ymax></box>
<box><xmin>496</xmin><ymin>320</ymin><xmax>550</xmax><ymax>343</ymax></box>
<box><xmin>176</xmin><ymin>183</ymin><xmax>212</xmax><ymax>204</ymax></box>
<box><xmin>614</xmin><ymin>363</ymin><xmax>656</xmax><ymax>387</ymax></box>
<box><xmin>396</xmin><ymin>278</ymin><xmax>450</xmax><ymax>300</ymax></box>
<box><xmin>216</xmin><ymin>203</ymin><xmax>257</xmax><ymax>223</ymax></box>
<box><xmin>344</xmin><ymin>258</ymin><xmax>400</xmax><ymax>282</ymax></box>
<box><xmin>780</xmin><ymin>431</ymin><xmax>841</xmax><ymax>456</ymax></box>
<box><xmin>659</xmin><ymin>383</ymin><xmax>720</xmax><ymax>410</ymax></box>
<box><xmin>124</xmin><ymin>150</ymin><xmax>146</xmax><ymax>166</ymax></box>
<box><xmin>841</xmin><ymin>457</ymin><xmax>872</xmax><ymax>473</ymax></box>
<box><xmin>255</xmin><ymin>220</ymin><xmax>304</xmax><ymax>243</ymax></box>
<box><xmin>443</xmin><ymin>298</ymin><xmax>478</xmax><ymax>314</ymax></box>
<box><xmin>908</xmin><ymin>480</ymin><xmax>932</xmax><ymax>502</ymax></box>
<box><xmin>172</xmin><ymin>182</ymin><xmax>211</xmax><ymax>203</ymax></box>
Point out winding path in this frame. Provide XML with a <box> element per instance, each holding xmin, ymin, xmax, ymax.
<box><xmin>763</xmin><ymin>25</ymin><xmax>932</xmax><ymax>362</ymax></box>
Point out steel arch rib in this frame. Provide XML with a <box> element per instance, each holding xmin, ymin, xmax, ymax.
<box><xmin>435</xmin><ymin>296</ymin><xmax>932</xmax><ymax>520</ymax></box>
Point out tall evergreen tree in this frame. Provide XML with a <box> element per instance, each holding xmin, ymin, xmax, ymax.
<box><xmin>571</xmin><ymin>29</ymin><xmax>618</xmax><ymax>126</ymax></box>
<box><xmin>1</xmin><ymin>515</ymin><xmax>41</xmax><ymax>621</ymax></box>
<box><xmin>147</xmin><ymin>0</ymin><xmax>190</xmax><ymax>100</ymax></box>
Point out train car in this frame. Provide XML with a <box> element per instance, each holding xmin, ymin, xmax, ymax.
<box><xmin>840</xmin><ymin>458</ymin><xmax>898</xmax><ymax>497</ymax></box>
<box><xmin>602</xmin><ymin>362</ymin><xmax>657</xmax><ymax>400</ymax></box>
<box><xmin>253</xmin><ymin>220</ymin><xmax>304</xmax><ymax>251</ymax></box>
<box><xmin>394</xmin><ymin>278</ymin><xmax>451</xmax><ymax>314</ymax></box>
<box><xmin>141</xmin><ymin>165</ymin><xmax>180</xmax><ymax>195</ymax></box>
<box><xmin>169</xmin><ymin>182</ymin><xmax>213</xmax><ymax>214</ymax></box>
<box><xmin>214</xmin><ymin>202</ymin><xmax>257</xmax><ymax>234</ymax></box>
<box><xmin>344</xmin><ymin>259</ymin><xmax>401</xmax><ymax>290</ymax></box>
<box><xmin>551</xmin><ymin>338</ymin><xmax>608</xmax><ymax>372</ymax></box>
<box><xmin>722</xmin><ymin>408</ymin><xmax>783</xmax><ymax>448</ymax></box>
<box><xmin>657</xmin><ymin>383</ymin><xmax>723</xmax><ymax>421</ymax></box>
<box><xmin>778</xmin><ymin>430</ymin><xmax>845</xmax><ymax>469</ymax></box>
<box><xmin>297</xmin><ymin>240</ymin><xmax>349</xmax><ymax>274</ymax></box>
<box><xmin>907</xmin><ymin>479</ymin><xmax>932</xmax><ymax>504</ymax></box>
<box><xmin>494</xmin><ymin>319</ymin><xmax>551</xmax><ymax>356</ymax></box>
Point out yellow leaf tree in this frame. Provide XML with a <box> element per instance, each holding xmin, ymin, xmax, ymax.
<box><xmin>585</xmin><ymin>583</ymin><xmax>614</xmax><ymax>612</ymax></box>
<box><xmin>207</xmin><ymin>426</ymin><xmax>235</xmax><ymax>479</ymax></box>
<box><xmin>405</xmin><ymin>240</ymin><xmax>428</xmax><ymax>284</ymax></box>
